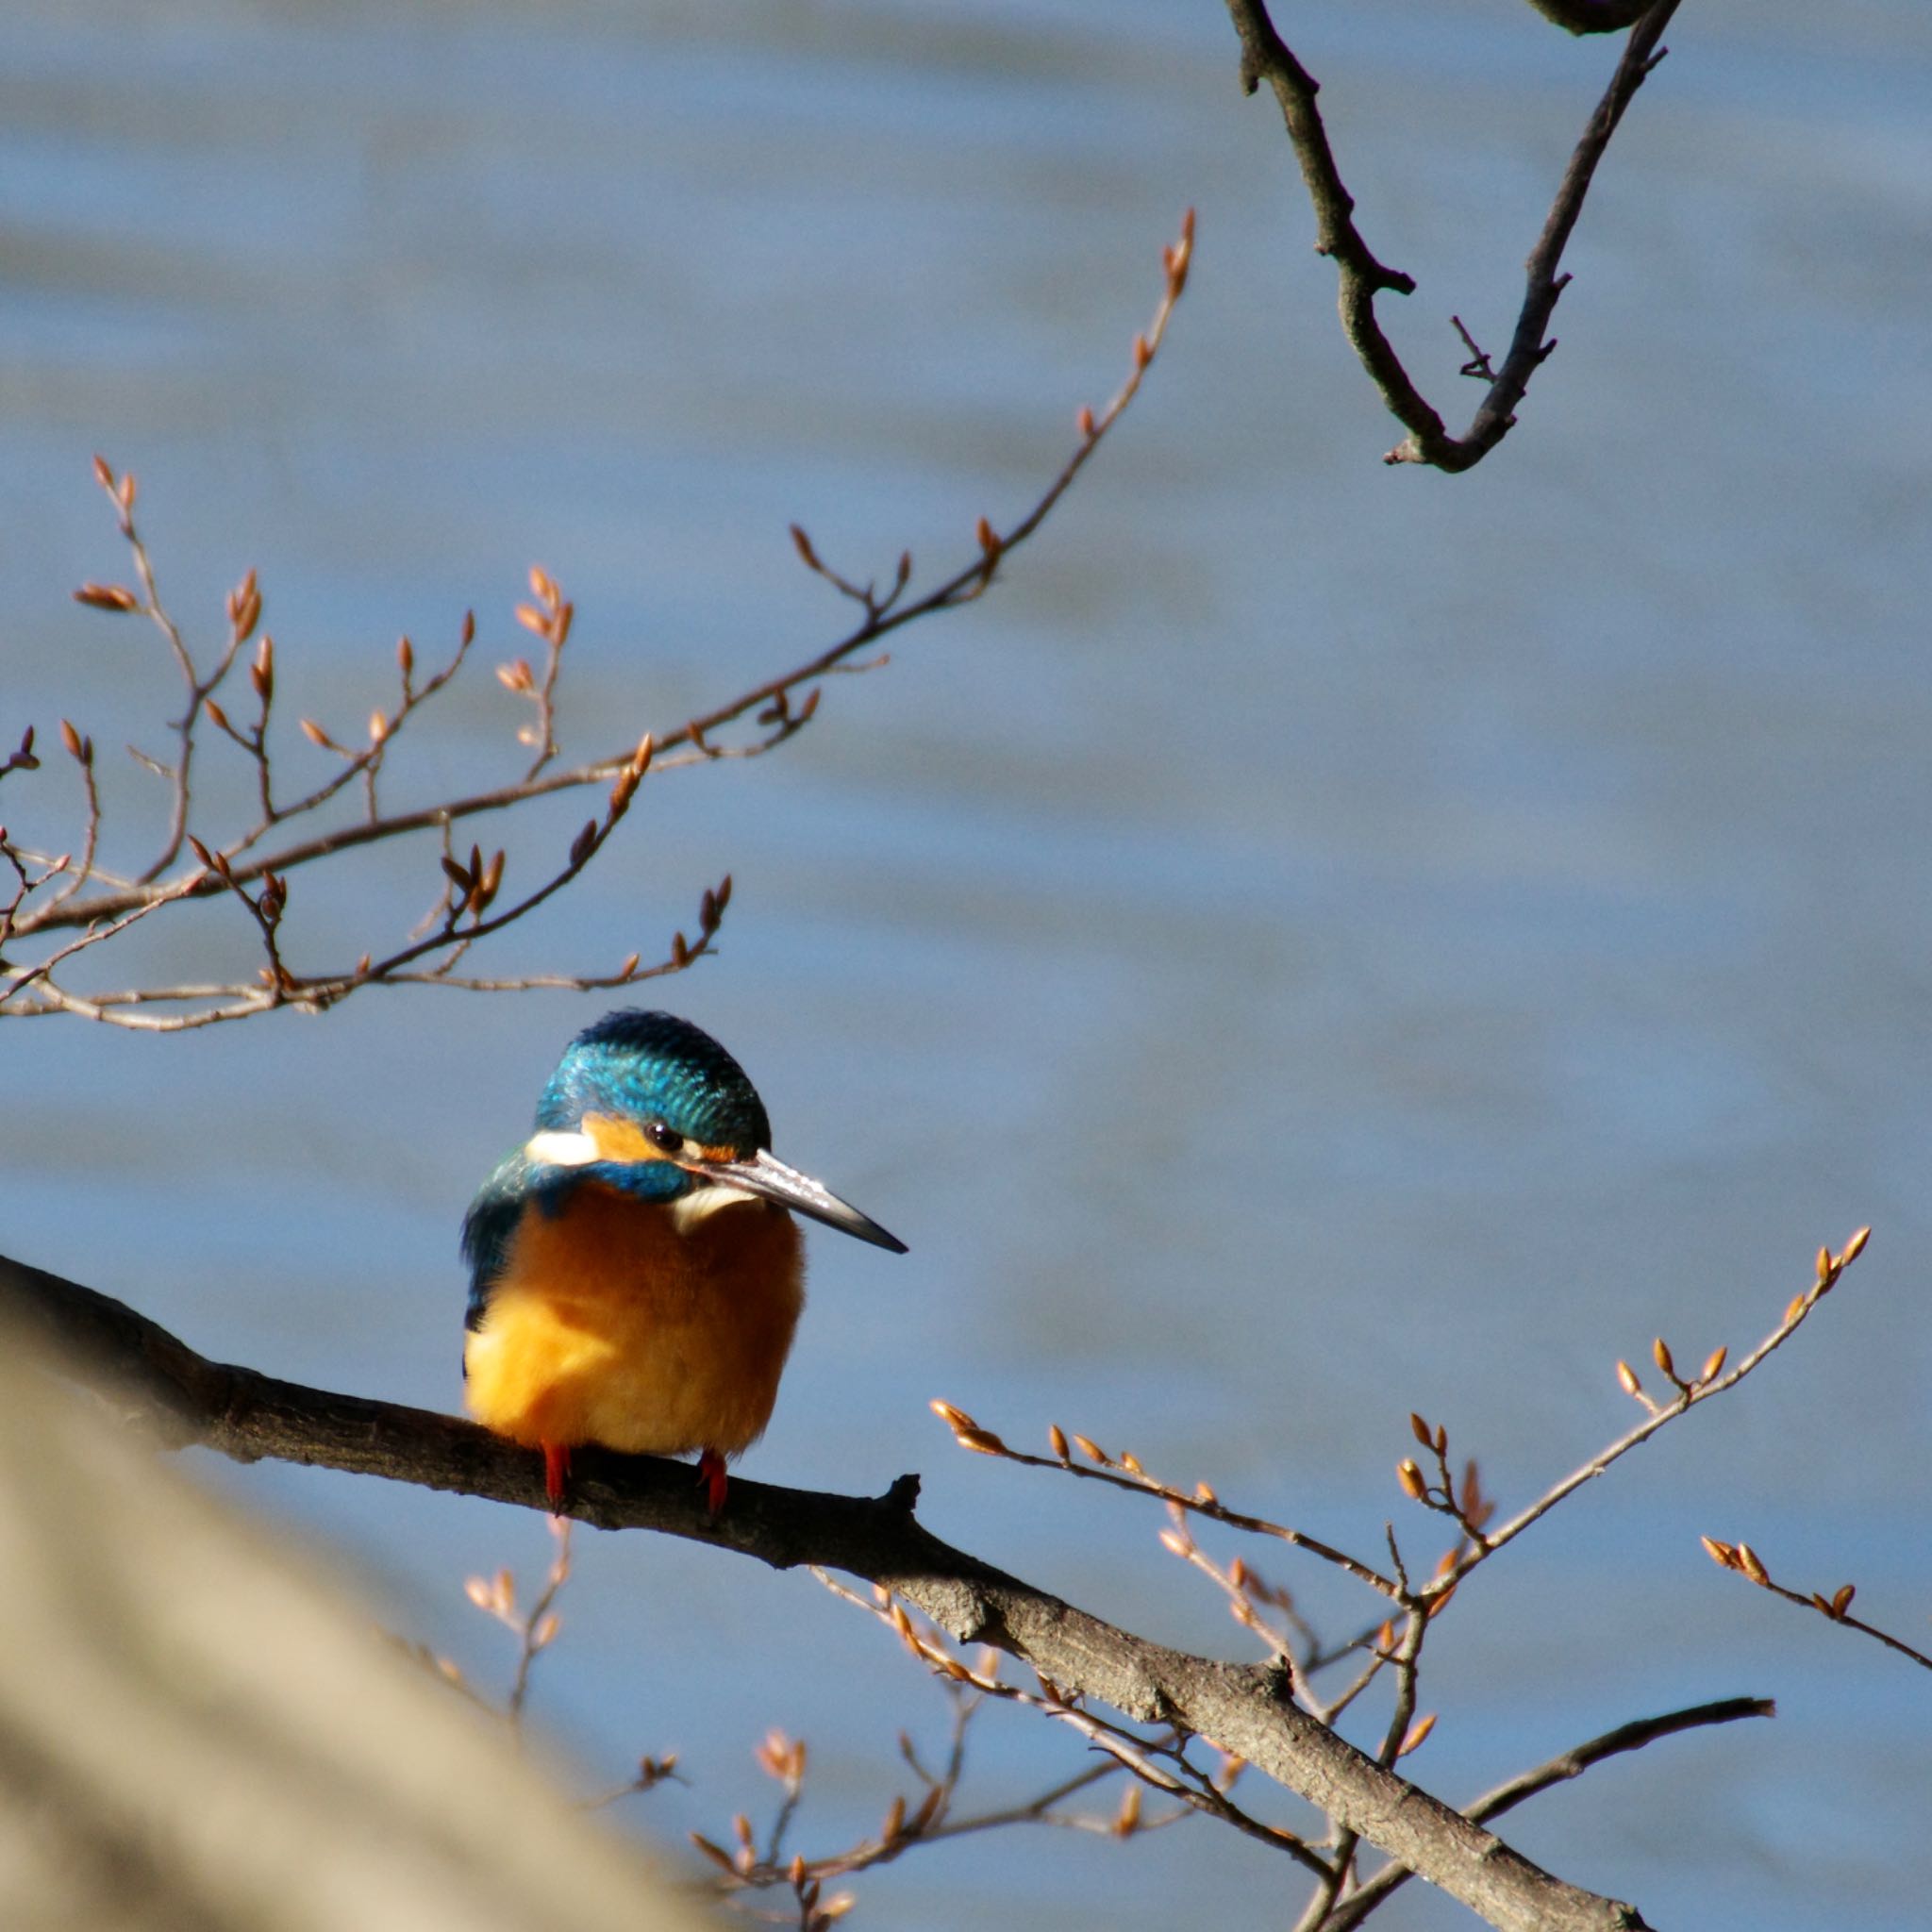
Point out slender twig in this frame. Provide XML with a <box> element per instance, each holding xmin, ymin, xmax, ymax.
<box><xmin>579</xmin><ymin>1753</ymin><xmax>685</xmax><ymax>1810</ymax></box>
<box><xmin>933</xmin><ymin>1404</ymin><xmax>1400</xmax><ymax>1600</ymax></box>
<box><xmin>1700</xmin><ymin>1540</ymin><xmax>1932</xmax><ymax>1674</ymax></box>
<box><xmin>40</xmin><ymin>724</ymin><xmax>101</xmax><ymax>912</ymax></box>
<box><xmin>507</xmin><ymin>1519</ymin><xmax>572</xmax><ymax>1724</ymax></box>
<box><xmin>1415</xmin><ymin>1230</ymin><xmax>1871</xmax><ymax>1600</ymax></box>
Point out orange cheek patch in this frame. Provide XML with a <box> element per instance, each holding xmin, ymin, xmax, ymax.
<box><xmin>580</xmin><ymin>1112</ymin><xmax>741</xmax><ymax>1170</ymax></box>
<box><xmin>581</xmin><ymin>1112</ymin><xmax>669</xmax><ymax>1164</ymax></box>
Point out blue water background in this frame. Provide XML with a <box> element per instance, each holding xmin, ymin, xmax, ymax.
<box><xmin>3</xmin><ymin>4</ymin><xmax>1929</xmax><ymax>1927</ymax></box>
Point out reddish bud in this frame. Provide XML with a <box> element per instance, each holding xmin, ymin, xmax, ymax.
<box><xmin>688</xmin><ymin>1834</ymin><xmax>737</xmax><ymax>1875</ymax></box>
<box><xmin>73</xmin><ymin>583</ymin><xmax>138</xmax><ymax>611</ymax></box>
<box><xmin>1397</xmin><ymin>1713</ymin><xmax>1438</xmax><ymax>1758</ymax></box>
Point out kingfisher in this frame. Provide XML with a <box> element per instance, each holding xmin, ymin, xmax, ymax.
<box><xmin>461</xmin><ymin>1009</ymin><xmax>905</xmax><ymax>1512</ymax></box>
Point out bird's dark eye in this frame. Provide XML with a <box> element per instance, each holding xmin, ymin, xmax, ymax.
<box><xmin>643</xmin><ymin>1120</ymin><xmax>687</xmax><ymax>1156</ymax></box>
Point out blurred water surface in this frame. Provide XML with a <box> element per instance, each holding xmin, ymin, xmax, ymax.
<box><xmin>3</xmin><ymin>4</ymin><xmax>1929</xmax><ymax>1928</ymax></box>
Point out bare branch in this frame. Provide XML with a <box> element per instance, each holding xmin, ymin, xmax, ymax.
<box><xmin>1415</xmin><ymin>1228</ymin><xmax>1873</xmax><ymax>1600</ymax></box>
<box><xmin>931</xmin><ymin>1401</ymin><xmax>1401</xmax><ymax>1599</ymax></box>
<box><xmin>1223</xmin><ymin>1</ymin><xmax>1682</xmax><ymax>468</ymax></box>
<box><xmin>1700</xmin><ymin>1537</ymin><xmax>1932</xmax><ymax>1674</ymax></box>
<box><xmin>5</xmin><ymin>215</ymin><xmax>1195</xmax><ymax>1032</ymax></box>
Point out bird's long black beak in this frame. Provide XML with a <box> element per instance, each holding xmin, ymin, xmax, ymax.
<box><xmin>711</xmin><ymin>1148</ymin><xmax>907</xmax><ymax>1253</ymax></box>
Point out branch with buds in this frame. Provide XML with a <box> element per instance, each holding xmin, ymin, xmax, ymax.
<box><xmin>926</xmin><ymin>1226</ymin><xmax>1871</xmax><ymax>1925</ymax></box>
<box><xmin>1221</xmin><ymin>0</ymin><xmax>1679</xmax><ymax>469</ymax></box>
<box><xmin>1</xmin><ymin>214</ymin><xmax>1192</xmax><ymax>1031</ymax></box>
<box><xmin>688</xmin><ymin>1674</ymin><xmax>1180</xmax><ymax>1909</ymax></box>
<box><xmin>1700</xmin><ymin>1533</ymin><xmax>1932</xmax><ymax>1675</ymax></box>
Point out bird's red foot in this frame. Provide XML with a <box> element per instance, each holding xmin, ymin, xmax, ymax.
<box><xmin>541</xmin><ymin>1441</ymin><xmax>573</xmax><ymax>1507</ymax></box>
<box><xmin>697</xmin><ymin>1448</ymin><xmax>728</xmax><ymax>1515</ymax></box>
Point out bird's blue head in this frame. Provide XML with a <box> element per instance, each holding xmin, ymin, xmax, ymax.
<box><xmin>515</xmin><ymin>1008</ymin><xmax>905</xmax><ymax>1251</ymax></box>
<box><xmin>537</xmin><ymin>1009</ymin><xmax>772</xmax><ymax>1158</ymax></box>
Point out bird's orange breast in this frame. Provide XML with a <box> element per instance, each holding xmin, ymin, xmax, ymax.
<box><xmin>462</xmin><ymin>1180</ymin><xmax>805</xmax><ymax>1460</ymax></box>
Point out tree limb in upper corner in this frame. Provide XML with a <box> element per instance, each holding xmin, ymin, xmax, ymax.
<box><xmin>1222</xmin><ymin>0</ymin><xmax>1682</xmax><ymax>469</ymax></box>
<box><xmin>0</xmin><ymin>1248</ymin><xmax>1747</xmax><ymax>1932</ymax></box>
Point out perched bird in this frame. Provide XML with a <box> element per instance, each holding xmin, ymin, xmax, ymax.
<box><xmin>462</xmin><ymin>1009</ymin><xmax>905</xmax><ymax>1510</ymax></box>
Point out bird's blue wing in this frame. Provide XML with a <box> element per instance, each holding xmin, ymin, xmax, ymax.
<box><xmin>459</xmin><ymin>1146</ymin><xmax>593</xmax><ymax>1349</ymax></box>
<box><xmin>460</xmin><ymin>1148</ymin><xmax>536</xmax><ymax>1340</ymax></box>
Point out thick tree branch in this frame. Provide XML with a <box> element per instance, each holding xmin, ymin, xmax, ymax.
<box><xmin>0</xmin><ymin>1249</ymin><xmax>1656</xmax><ymax>1932</ymax></box>
<box><xmin>1224</xmin><ymin>0</ymin><xmax>1682</xmax><ymax>469</ymax></box>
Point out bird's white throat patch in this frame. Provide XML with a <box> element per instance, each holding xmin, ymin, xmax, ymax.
<box><xmin>666</xmin><ymin>1182</ymin><xmax>761</xmax><ymax>1231</ymax></box>
<box><xmin>524</xmin><ymin>1129</ymin><xmax>600</xmax><ymax>1167</ymax></box>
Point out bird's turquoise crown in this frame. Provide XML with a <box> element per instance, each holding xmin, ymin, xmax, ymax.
<box><xmin>537</xmin><ymin>1009</ymin><xmax>772</xmax><ymax>1155</ymax></box>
